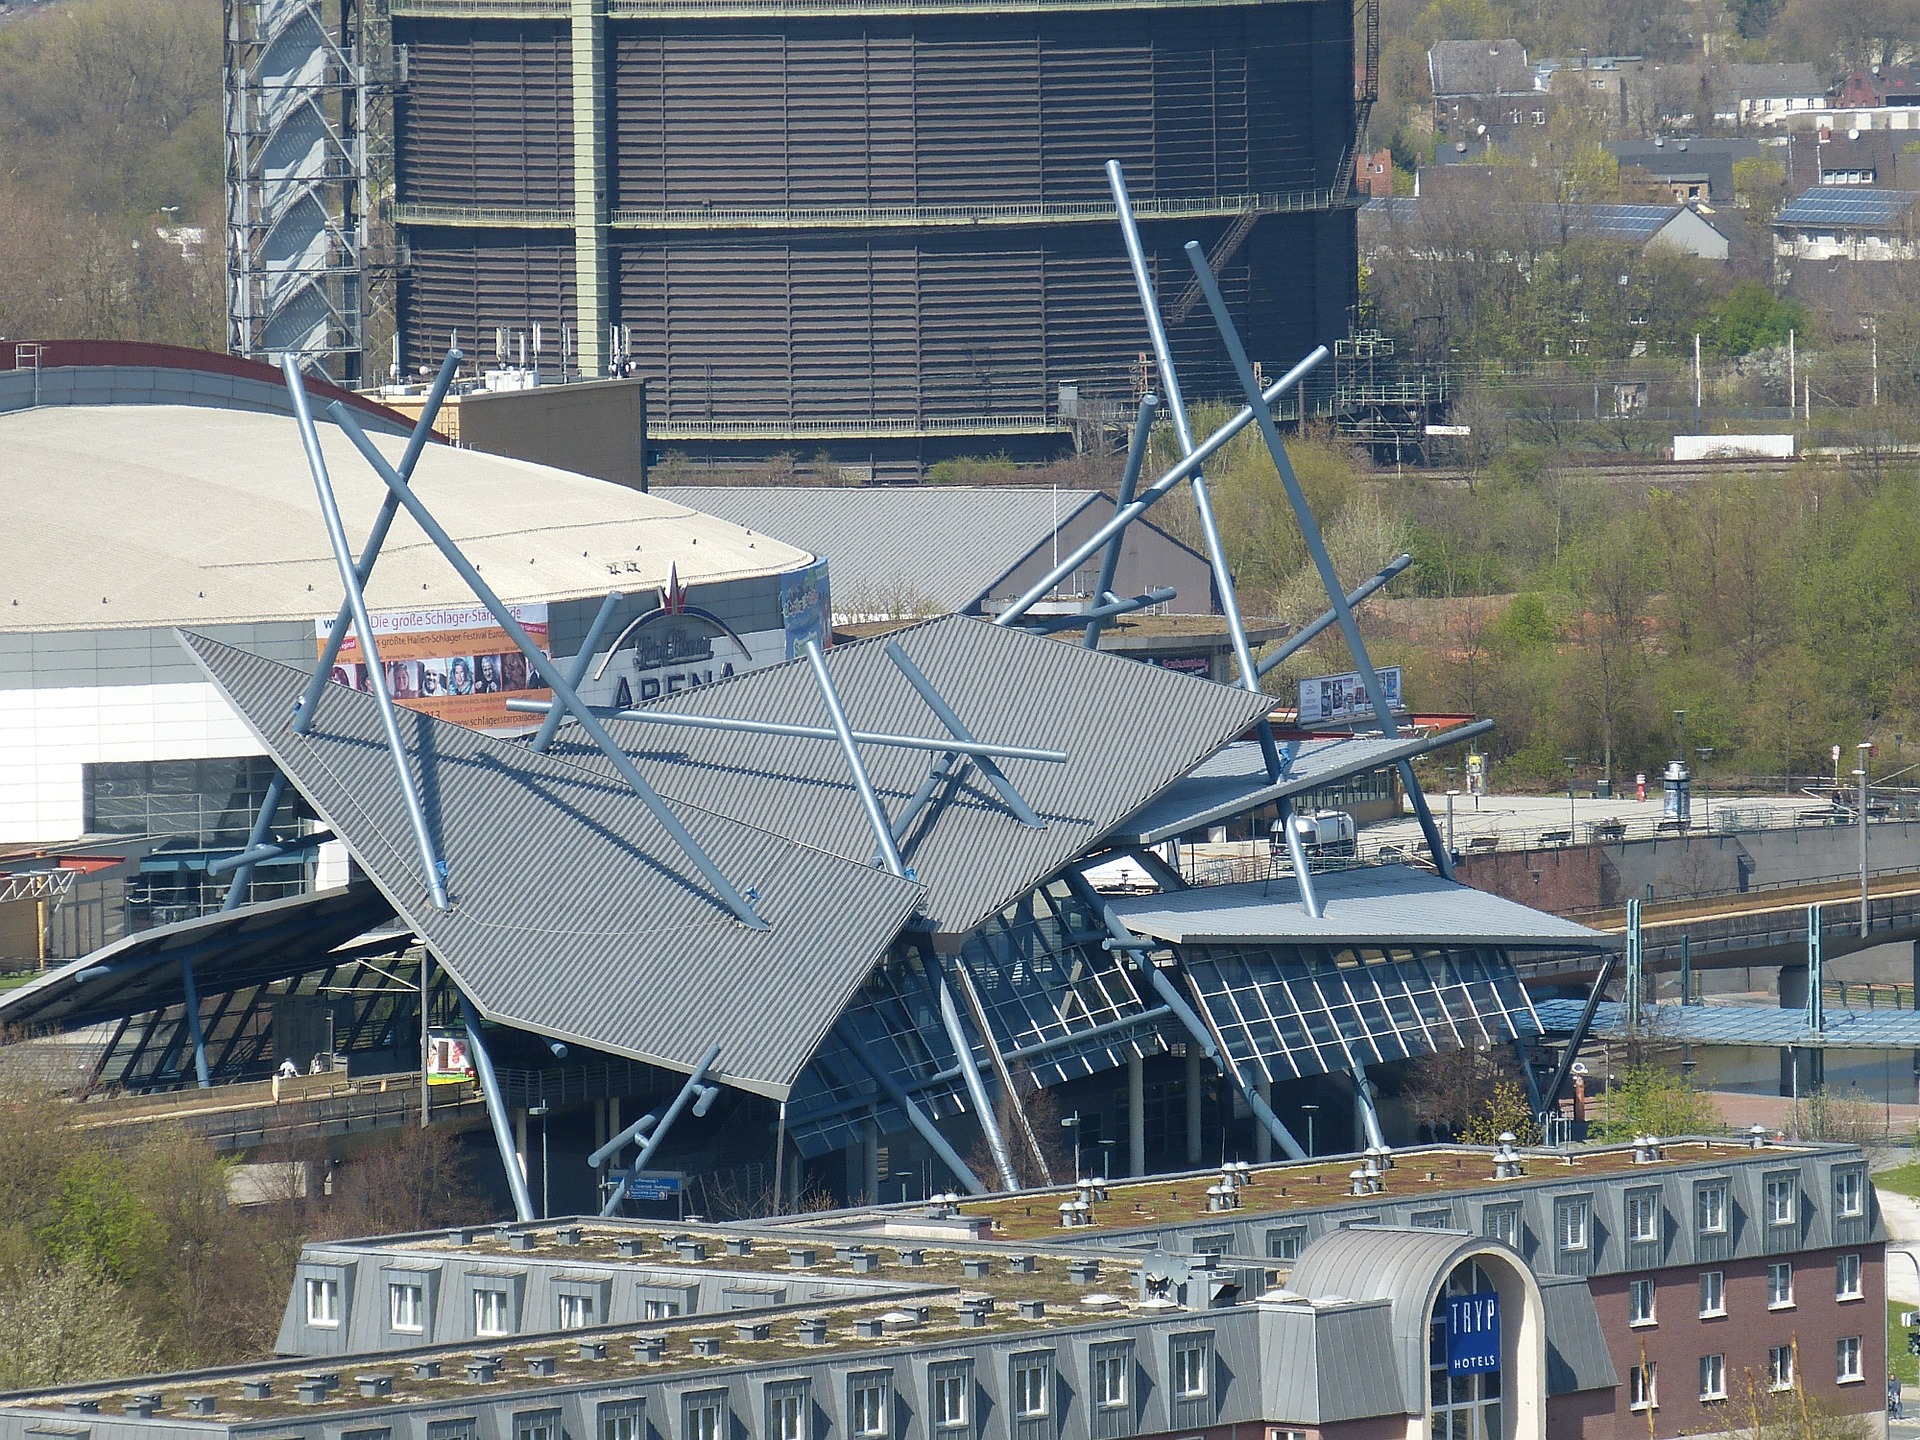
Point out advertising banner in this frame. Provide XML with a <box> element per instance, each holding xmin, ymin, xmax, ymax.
<box><xmin>1446</xmin><ymin>1291</ymin><xmax>1501</xmax><ymax>1375</ymax></box>
<box><xmin>1297</xmin><ymin>666</ymin><xmax>1402</xmax><ymax>724</ymax></box>
<box><xmin>780</xmin><ymin>560</ymin><xmax>831</xmax><ymax>659</ymax></box>
<box><xmin>317</xmin><ymin>603</ymin><xmax>551</xmax><ymax>734</ymax></box>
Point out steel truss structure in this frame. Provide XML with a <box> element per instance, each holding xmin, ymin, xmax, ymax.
<box><xmin>12</xmin><ymin>162</ymin><xmax>1613</xmax><ymax>1216</ymax></box>
<box><xmin>224</xmin><ymin>0</ymin><xmax>396</xmax><ymax>381</ymax></box>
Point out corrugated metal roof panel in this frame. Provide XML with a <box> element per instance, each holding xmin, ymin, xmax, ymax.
<box><xmin>1108</xmin><ymin>865</ymin><xmax>1609</xmax><ymax>948</ymax></box>
<box><xmin>180</xmin><ymin>632</ymin><xmax>923</xmax><ymax>1099</ymax></box>
<box><xmin>1114</xmin><ymin>724</ymin><xmax>1491</xmax><ymax>844</ymax></box>
<box><xmin>555</xmin><ymin>614</ymin><xmax>1275</xmax><ymax>938</ymax></box>
<box><xmin>657</xmin><ymin>485</ymin><xmax>1103</xmax><ymax>614</ymax></box>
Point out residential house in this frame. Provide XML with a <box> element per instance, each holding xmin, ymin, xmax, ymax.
<box><xmin>1772</xmin><ymin>186</ymin><xmax>1920</xmax><ymax>278</ymax></box>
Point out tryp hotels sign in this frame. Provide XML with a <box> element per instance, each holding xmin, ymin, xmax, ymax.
<box><xmin>1446</xmin><ymin>1291</ymin><xmax>1500</xmax><ymax>1375</ymax></box>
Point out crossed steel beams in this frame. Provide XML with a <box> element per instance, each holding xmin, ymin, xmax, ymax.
<box><xmin>997</xmin><ymin>161</ymin><xmax>1455</xmax><ymax>904</ymax></box>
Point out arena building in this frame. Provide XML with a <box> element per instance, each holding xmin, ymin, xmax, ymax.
<box><xmin>0</xmin><ymin>344</ymin><xmax>826</xmax><ymax>947</ymax></box>
<box><xmin>0</xmin><ymin>1137</ymin><xmax>1887</xmax><ymax>1440</ymax></box>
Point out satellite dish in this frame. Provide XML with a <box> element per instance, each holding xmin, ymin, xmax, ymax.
<box><xmin>1848</xmin><ymin>127</ymin><xmax>1860</xmax><ymax>140</ymax></box>
<box><xmin>1571</xmin><ymin>1061</ymin><xmax>1590</xmax><ymax>1075</ymax></box>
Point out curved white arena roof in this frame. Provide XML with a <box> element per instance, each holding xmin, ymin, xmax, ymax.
<box><xmin>0</xmin><ymin>404</ymin><xmax>813</xmax><ymax>632</ymax></box>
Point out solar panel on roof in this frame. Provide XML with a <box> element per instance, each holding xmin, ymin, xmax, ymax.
<box><xmin>1776</xmin><ymin>187</ymin><xmax>1916</xmax><ymax>226</ymax></box>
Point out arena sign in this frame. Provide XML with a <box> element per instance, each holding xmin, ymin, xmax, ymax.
<box><xmin>594</xmin><ymin>567</ymin><xmax>758</xmax><ymax>707</ymax></box>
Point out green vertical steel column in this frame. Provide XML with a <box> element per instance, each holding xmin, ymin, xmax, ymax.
<box><xmin>571</xmin><ymin>0</ymin><xmax>610</xmax><ymax>378</ymax></box>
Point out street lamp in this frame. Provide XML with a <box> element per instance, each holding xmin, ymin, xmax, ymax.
<box><xmin>1695</xmin><ymin>747</ymin><xmax>1714</xmax><ymax>831</ymax></box>
<box><xmin>1061</xmin><ymin>1111</ymin><xmax>1083</xmax><ymax>1180</ymax></box>
<box><xmin>1563</xmin><ymin>757</ymin><xmax>1579</xmax><ymax>840</ymax></box>
<box><xmin>1300</xmin><ymin>1103</ymin><xmax>1319</xmax><ymax>1156</ymax></box>
<box><xmin>1446</xmin><ymin>789</ymin><xmax>1459</xmax><ymax>857</ymax></box>
<box><xmin>529</xmin><ymin>1100</ymin><xmax>551</xmax><ymax>1219</ymax></box>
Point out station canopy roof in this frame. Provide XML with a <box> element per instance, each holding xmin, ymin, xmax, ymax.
<box><xmin>1108</xmin><ymin>865</ymin><xmax>1611</xmax><ymax>949</ymax></box>
<box><xmin>1112</xmin><ymin>722</ymin><xmax>1493</xmax><ymax>845</ymax></box>
<box><xmin>0</xmin><ymin>883</ymin><xmax>400</xmax><ymax>1032</ymax></box>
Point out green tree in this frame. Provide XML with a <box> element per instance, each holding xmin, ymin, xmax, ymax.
<box><xmin>1709</xmin><ymin>282</ymin><xmax>1812</xmax><ymax>358</ymax></box>
<box><xmin>1591</xmin><ymin>1064</ymin><xmax>1722</xmax><ymax>1141</ymax></box>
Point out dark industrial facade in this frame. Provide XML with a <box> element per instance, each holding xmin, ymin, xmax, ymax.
<box><xmin>386</xmin><ymin>0</ymin><xmax>1360</xmax><ymax>468</ymax></box>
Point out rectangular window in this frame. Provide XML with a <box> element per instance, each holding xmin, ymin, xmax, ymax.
<box><xmin>1836</xmin><ymin>1253</ymin><xmax>1862</xmax><ymax>1300</ymax></box>
<box><xmin>1767</xmin><ymin>1262</ymin><xmax>1793</xmax><ymax>1309</ymax></box>
<box><xmin>558</xmin><ymin>1294</ymin><xmax>593</xmax><ymax>1330</ymax></box>
<box><xmin>1172</xmin><ymin>1341</ymin><xmax>1209</xmax><ymax>1399</ymax></box>
<box><xmin>934</xmin><ymin>1378</ymin><xmax>966</xmax><ymax>1430</ymax></box>
<box><xmin>1765</xmin><ymin>1176</ymin><xmax>1798</xmax><ymax>1227</ymax></box>
<box><xmin>1093</xmin><ymin>1348</ymin><xmax>1129</xmax><ymax>1409</ymax></box>
<box><xmin>516</xmin><ymin>1410</ymin><xmax>561</xmax><ymax>1440</ymax></box>
<box><xmin>1483</xmin><ymin>1206</ymin><xmax>1520</xmax><ymax>1248</ymax></box>
<box><xmin>766</xmin><ymin>1386</ymin><xmax>805</xmax><ymax>1440</ymax></box>
<box><xmin>1411</xmin><ymin>1208</ymin><xmax>1453</xmax><ymax>1230</ymax></box>
<box><xmin>644</xmin><ymin>1299</ymin><xmax>682</xmax><ymax>1320</ymax></box>
<box><xmin>1629</xmin><ymin>1363</ymin><xmax>1656</xmax><ymax>1411</ymax></box>
<box><xmin>429</xmin><ymin>1420</ymin><xmax>479</xmax><ymax>1440</ymax></box>
<box><xmin>1011</xmin><ymin>1356</ymin><xmax>1050</xmax><ymax>1420</ymax></box>
<box><xmin>1696</xmin><ymin>1183</ymin><xmax>1728</xmax><ymax>1235</ymax></box>
<box><xmin>1699</xmin><ymin>1354</ymin><xmax>1726</xmax><ymax>1401</ymax></box>
<box><xmin>1266</xmin><ymin>1227</ymin><xmax>1306</xmax><ymax>1261</ymax></box>
<box><xmin>683</xmin><ymin>1393</ymin><xmax>723</xmax><ymax>1440</ymax></box>
<box><xmin>1629</xmin><ymin>1278</ymin><xmax>1656</xmax><ymax>1326</ymax></box>
<box><xmin>1835</xmin><ymin>1169</ymin><xmax>1865</xmax><ymax>1218</ymax></box>
<box><xmin>1698</xmin><ymin>1271</ymin><xmax>1724</xmax><ymax>1317</ymax></box>
<box><xmin>1558</xmin><ymin>1198</ymin><xmax>1590</xmax><ymax>1252</ymax></box>
<box><xmin>600</xmin><ymin>1404</ymin><xmax>642</xmax><ymax>1440</ymax></box>
<box><xmin>474</xmin><ymin>1288</ymin><xmax>510</xmax><ymax>1337</ymax></box>
<box><xmin>305</xmin><ymin>1277</ymin><xmax>340</xmax><ymax>1328</ymax></box>
<box><xmin>1627</xmin><ymin>1191</ymin><xmax>1660</xmax><ymax>1243</ymax></box>
<box><xmin>1768</xmin><ymin>1346</ymin><xmax>1794</xmax><ymax>1390</ymax></box>
<box><xmin>850</xmin><ymin>1375</ymin><xmax>889</xmax><ymax>1440</ymax></box>
<box><xmin>389</xmin><ymin>1281</ymin><xmax>423</xmax><ymax>1333</ymax></box>
<box><xmin>1837</xmin><ymin>1336</ymin><xmax>1862</xmax><ymax>1383</ymax></box>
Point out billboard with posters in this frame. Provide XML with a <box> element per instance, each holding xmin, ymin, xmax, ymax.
<box><xmin>1297</xmin><ymin>666</ymin><xmax>1402</xmax><ymax>724</ymax></box>
<box><xmin>780</xmin><ymin>560</ymin><xmax>830</xmax><ymax>659</ymax></box>
<box><xmin>317</xmin><ymin>603</ymin><xmax>552</xmax><ymax>734</ymax></box>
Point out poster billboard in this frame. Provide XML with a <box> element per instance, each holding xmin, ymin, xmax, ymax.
<box><xmin>317</xmin><ymin>602</ymin><xmax>551</xmax><ymax>734</ymax></box>
<box><xmin>1297</xmin><ymin>666</ymin><xmax>1402</xmax><ymax>725</ymax></box>
<box><xmin>780</xmin><ymin>560</ymin><xmax>830</xmax><ymax>659</ymax></box>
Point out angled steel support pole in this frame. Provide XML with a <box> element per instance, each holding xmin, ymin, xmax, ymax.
<box><xmin>285</xmin><ymin>358</ymin><xmax>451</xmax><ymax>910</ymax></box>
<box><xmin>1180</xmin><ymin>245</ymin><xmax>1454</xmax><ymax>879</ymax></box>
<box><xmin>296</xmin><ymin>350</ymin><xmax>463</xmax><ymax>735</ymax></box>
<box><xmin>885</xmin><ymin>641</ymin><xmax>1045</xmax><ymax>830</ymax></box>
<box><xmin>1023</xmin><ymin>589</ymin><xmax>1179</xmax><ymax>636</ymax></box>
<box><xmin>209</xmin><ymin>829</ymin><xmax>335</xmax><ymax>878</ymax></box>
<box><xmin>587</xmin><ymin>1109</ymin><xmax>659</xmax><ymax>1170</ymax></box>
<box><xmin>1279</xmin><ymin>800</ymin><xmax>1323</xmax><ymax>919</ymax></box>
<box><xmin>459</xmin><ymin>994</ymin><xmax>536</xmax><ymax>1222</ymax></box>
<box><xmin>1084</xmin><ymin>395</ymin><xmax>1159</xmax><ymax>649</ymax></box>
<box><xmin>504</xmin><ymin>700</ymin><xmax>1067</xmax><ymax>764</ymax></box>
<box><xmin>1107</xmin><ymin>163</ymin><xmax>1264</xmax><ymax>700</ymax></box>
<box><xmin>806</xmin><ymin>640</ymin><xmax>906</xmax><ymax>878</ymax></box>
<box><xmin>994</xmin><ymin>348</ymin><xmax>1328</xmax><ymax>627</ymax></box>
<box><xmin>1349</xmin><ymin>1056</ymin><xmax>1387</xmax><ymax>1151</ymax></box>
<box><xmin>1541</xmin><ymin>955</ymin><xmax>1616</xmax><ymax>1116</ymax></box>
<box><xmin>220</xmin><ymin>773</ymin><xmax>288</xmax><ymax>912</ymax></box>
<box><xmin>950</xmin><ymin>956</ymin><xmax>1053</xmax><ymax>1185</ymax></box>
<box><xmin>602</xmin><ymin>1042</ymin><xmax>721</xmax><ymax>1216</ymax></box>
<box><xmin>888</xmin><ymin>753</ymin><xmax>964</xmax><ymax>847</ymax></box>
<box><xmin>179</xmin><ymin>951</ymin><xmax>211</xmax><ymax>1089</ymax></box>
<box><xmin>836</xmin><ymin>1026</ymin><xmax>986</xmax><ymax>1196</ymax></box>
<box><xmin>1127</xmin><ymin>847</ymin><xmax>1188</xmax><ymax>891</ymax></box>
<box><xmin>938</xmin><ymin>976</ymin><xmax>1018</xmax><ymax>1190</ymax></box>
<box><xmin>532</xmin><ymin>590</ymin><xmax>623</xmax><ymax>753</ymax></box>
<box><xmin>330</xmin><ymin>403</ymin><xmax>765</xmax><ymax>930</ymax></box>
<box><xmin>1256</xmin><ymin>554</ymin><xmax>1414</xmax><ymax>678</ymax></box>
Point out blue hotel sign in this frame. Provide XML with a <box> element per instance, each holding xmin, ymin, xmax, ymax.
<box><xmin>1447</xmin><ymin>1291</ymin><xmax>1501</xmax><ymax>1374</ymax></box>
